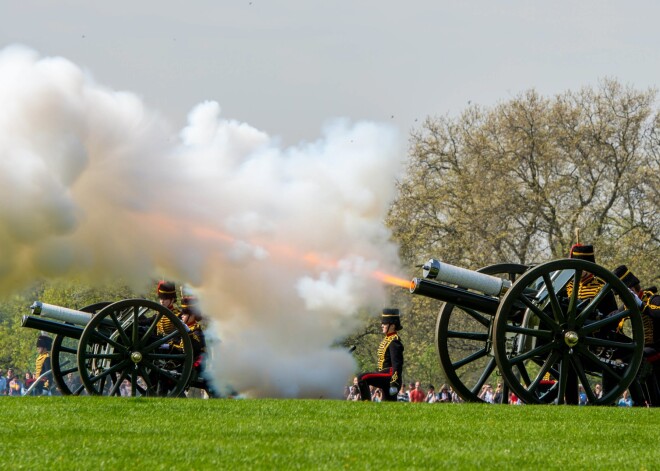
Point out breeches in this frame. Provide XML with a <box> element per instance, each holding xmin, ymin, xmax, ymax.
<box><xmin>358</xmin><ymin>368</ymin><xmax>399</xmax><ymax>401</ymax></box>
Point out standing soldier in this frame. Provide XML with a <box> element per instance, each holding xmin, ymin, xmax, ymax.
<box><xmin>566</xmin><ymin>244</ymin><xmax>618</xmax><ymax>313</ymax></box>
<box><xmin>614</xmin><ymin>265</ymin><xmax>659</xmax><ymax>406</ymax></box>
<box><xmin>357</xmin><ymin>308</ymin><xmax>404</xmax><ymax>402</ymax></box>
<box><xmin>156</xmin><ymin>280</ymin><xmax>181</xmax><ymax>338</ymax></box>
<box><xmin>636</xmin><ymin>292</ymin><xmax>660</xmax><ymax>406</ymax></box>
<box><xmin>154</xmin><ymin>280</ymin><xmax>183</xmax><ymax>394</ymax></box>
<box><xmin>564</xmin><ymin>244</ymin><xmax>615</xmax><ymax>403</ymax></box>
<box><xmin>179</xmin><ymin>295</ymin><xmax>206</xmax><ymax>359</ymax></box>
<box><xmin>178</xmin><ymin>294</ymin><xmax>217</xmax><ymax>398</ymax></box>
<box><xmin>34</xmin><ymin>335</ymin><xmax>53</xmax><ymax>395</ymax></box>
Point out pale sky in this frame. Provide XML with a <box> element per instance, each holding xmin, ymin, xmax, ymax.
<box><xmin>2</xmin><ymin>1</ymin><xmax>659</xmax><ymax>145</ymax></box>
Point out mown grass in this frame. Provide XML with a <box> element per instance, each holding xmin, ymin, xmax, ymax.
<box><xmin>1</xmin><ymin>397</ymin><xmax>659</xmax><ymax>470</ymax></box>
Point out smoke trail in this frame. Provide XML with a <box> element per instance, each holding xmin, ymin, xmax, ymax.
<box><xmin>0</xmin><ymin>45</ymin><xmax>404</xmax><ymax>397</ymax></box>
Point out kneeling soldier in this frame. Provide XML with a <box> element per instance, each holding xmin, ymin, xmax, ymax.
<box><xmin>358</xmin><ymin>308</ymin><xmax>404</xmax><ymax>402</ymax></box>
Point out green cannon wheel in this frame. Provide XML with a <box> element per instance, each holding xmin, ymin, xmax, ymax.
<box><xmin>492</xmin><ymin>259</ymin><xmax>644</xmax><ymax>405</ymax></box>
<box><xmin>50</xmin><ymin>302</ymin><xmax>112</xmax><ymax>396</ymax></box>
<box><xmin>436</xmin><ymin>263</ymin><xmax>528</xmax><ymax>402</ymax></box>
<box><xmin>77</xmin><ymin>299</ymin><xmax>193</xmax><ymax>397</ymax></box>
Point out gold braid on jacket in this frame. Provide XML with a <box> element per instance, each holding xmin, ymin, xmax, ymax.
<box><xmin>642</xmin><ymin>291</ymin><xmax>659</xmax><ymax>345</ymax></box>
<box><xmin>157</xmin><ymin>306</ymin><xmax>181</xmax><ymax>337</ymax></box>
<box><xmin>174</xmin><ymin>322</ymin><xmax>206</xmax><ymax>353</ymax></box>
<box><xmin>565</xmin><ymin>276</ymin><xmax>605</xmax><ymax>300</ymax></box>
<box><xmin>377</xmin><ymin>333</ymin><xmax>400</xmax><ymax>383</ymax></box>
<box><xmin>35</xmin><ymin>352</ymin><xmax>50</xmax><ymax>388</ymax></box>
<box><xmin>377</xmin><ymin>334</ymin><xmax>395</xmax><ymax>370</ymax></box>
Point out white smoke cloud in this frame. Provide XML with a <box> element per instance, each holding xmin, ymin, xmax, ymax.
<box><xmin>0</xmin><ymin>45</ymin><xmax>404</xmax><ymax>398</ymax></box>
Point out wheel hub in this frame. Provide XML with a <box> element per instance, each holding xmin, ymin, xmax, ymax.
<box><xmin>563</xmin><ymin>331</ymin><xmax>579</xmax><ymax>348</ymax></box>
<box><xmin>130</xmin><ymin>351</ymin><xmax>143</xmax><ymax>363</ymax></box>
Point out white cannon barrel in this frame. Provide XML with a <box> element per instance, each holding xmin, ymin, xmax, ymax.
<box><xmin>421</xmin><ymin>259</ymin><xmax>512</xmax><ymax>296</ymax></box>
<box><xmin>30</xmin><ymin>301</ymin><xmax>95</xmax><ymax>326</ymax></box>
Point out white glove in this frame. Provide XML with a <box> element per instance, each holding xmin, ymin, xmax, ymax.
<box><xmin>389</xmin><ymin>386</ymin><xmax>398</xmax><ymax>396</ymax></box>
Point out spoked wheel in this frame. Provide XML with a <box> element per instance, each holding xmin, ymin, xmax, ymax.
<box><xmin>77</xmin><ymin>299</ymin><xmax>193</xmax><ymax>397</ymax></box>
<box><xmin>51</xmin><ymin>302</ymin><xmax>112</xmax><ymax>396</ymax></box>
<box><xmin>493</xmin><ymin>259</ymin><xmax>644</xmax><ymax>405</ymax></box>
<box><xmin>436</xmin><ymin>263</ymin><xmax>528</xmax><ymax>402</ymax></box>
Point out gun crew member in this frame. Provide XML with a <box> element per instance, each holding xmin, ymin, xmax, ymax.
<box><xmin>178</xmin><ymin>295</ymin><xmax>206</xmax><ymax>359</ymax></box>
<box><xmin>35</xmin><ymin>335</ymin><xmax>53</xmax><ymax>395</ymax></box>
<box><xmin>358</xmin><ymin>308</ymin><xmax>404</xmax><ymax>402</ymax></box>
<box><xmin>156</xmin><ymin>280</ymin><xmax>181</xmax><ymax>338</ymax></box>
<box><xmin>565</xmin><ymin>244</ymin><xmax>617</xmax><ymax>314</ymax></box>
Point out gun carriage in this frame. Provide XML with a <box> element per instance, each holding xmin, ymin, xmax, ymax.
<box><xmin>22</xmin><ymin>298</ymin><xmax>211</xmax><ymax>397</ymax></box>
<box><xmin>410</xmin><ymin>258</ymin><xmax>647</xmax><ymax>405</ymax></box>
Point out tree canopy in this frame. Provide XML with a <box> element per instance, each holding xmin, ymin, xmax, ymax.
<box><xmin>389</xmin><ymin>79</ymin><xmax>659</xmax><ymax>280</ymax></box>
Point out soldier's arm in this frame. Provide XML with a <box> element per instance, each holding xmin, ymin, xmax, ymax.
<box><xmin>389</xmin><ymin>341</ymin><xmax>404</xmax><ymax>383</ymax></box>
<box><xmin>644</xmin><ymin>295</ymin><xmax>660</xmax><ymax>319</ymax></box>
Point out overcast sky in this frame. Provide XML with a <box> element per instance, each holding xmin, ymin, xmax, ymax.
<box><xmin>2</xmin><ymin>1</ymin><xmax>659</xmax><ymax>146</ymax></box>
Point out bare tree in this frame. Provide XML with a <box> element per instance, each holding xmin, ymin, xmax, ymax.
<box><xmin>389</xmin><ymin>79</ymin><xmax>659</xmax><ymax>281</ymax></box>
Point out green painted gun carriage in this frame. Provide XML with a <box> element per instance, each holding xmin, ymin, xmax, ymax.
<box><xmin>22</xmin><ymin>298</ymin><xmax>212</xmax><ymax>397</ymax></box>
<box><xmin>409</xmin><ymin>258</ymin><xmax>655</xmax><ymax>405</ymax></box>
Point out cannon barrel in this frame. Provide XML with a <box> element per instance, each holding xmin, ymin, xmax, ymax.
<box><xmin>30</xmin><ymin>301</ymin><xmax>100</xmax><ymax>326</ymax></box>
<box><xmin>29</xmin><ymin>300</ymin><xmax>117</xmax><ymax>332</ymax></box>
<box><xmin>21</xmin><ymin>315</ymin><xmax>84</xmax><ymax>339</ymax></box>
<box><xmin>421</xmin><ymin>259</ymin><xmax>512</xmax><ymax>296</ymax></box>
<box><xmin>410</xmin><ymin>278</ymin><xmax>499</xmax><ymax>315</ymax></box>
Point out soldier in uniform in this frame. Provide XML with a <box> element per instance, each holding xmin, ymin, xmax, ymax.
<box><xmin>34</xmin><ymin>335</ymin><xmax>53</xmax><ymax>395</ymax></box>
<box><xmin>156</xmin><ymin>280</ymin><xmax>181</xmax><ymax>337</ymax></box>
<box><xmin>178</xmin><ymin>295</ymin><xmax>206</xmax><ymax>359</ymax></box>
<box><xmin>565</xmin><ymin>244</ymin><xmax>617</xmax><ymax>314</ymax></box>
<box><xmin>637</xmin><ymin>293</ymin><xmax>660</xmax><ymax>406</ymax></box>
<box><xmin>563</xmin><ymin>244</ymin><xmax>619</xmax><ymax>403</ymax></box>
<box><xmin>179</xmin><ymin>294</ymin><xmax>213</xmax><ymax>397</ymax></box>
<box><xmin>357</xmin><ymin>308</ymin><xmax>404</xmax><ymax>402</ymax></box>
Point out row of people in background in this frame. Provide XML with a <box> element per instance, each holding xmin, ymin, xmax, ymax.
<box><xmin>402</xmin><ymin>382</ymin><xmax>459</xmax><ymax>403</ymax></box>
<box><xmin>578</xmin><ymin>383</ymin><xmax>634</xmax><ymax>406</ymax></box>
<box><xmin>344</xmin><ymin>377</ymin><xmax>463</xmax><ymax>403</ymax></box>
<box><xmin>0</xmin><ymin>368</ymin><xmax>47</xmax><ymax>396</ymax></box>
<box><xmin>345</xmin><ymin>377</ymin><xmax>636</xmax><ymax>406</ymax></box>
<box><xmin>0</xmin><ymin>334</ymin><xmax>54</xmax><ymax>396</ymax></box>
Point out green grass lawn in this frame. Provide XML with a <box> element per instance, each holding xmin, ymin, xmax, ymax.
<box><xmin>1</xmin><ymin>397</ymin><xmax>658</xmax><ymax>470</ymax></box>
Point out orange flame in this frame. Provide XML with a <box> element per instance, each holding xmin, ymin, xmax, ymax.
<box><xmin>371</xmin><ymin>271</ymin><xmax>413</xmax><ymax>289</ymax></box>
<box><xmin>138</xmin><ymin>212</ymin><xmax>410</xmax><ymax>290</ymax></box>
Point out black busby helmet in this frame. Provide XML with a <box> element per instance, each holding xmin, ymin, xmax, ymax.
<box><xmin>569</xmin><ymin>244</ymin><xmax>596</xmax><ymax>263</ymax></box>
<box><xmin>180</xmin><ymin>295</ymin><xmax>201</xmax><ymax>318</ymax></box>
<box><xmin>157</xmin><ymin>280</ymin><xmax>177</xmax><ymax>300</ymax></box>
<box><xmin>612</xmin><ymin>265</ymin><xmax>641</xmax><ymax>290</ymax></box>
<box><xmin>381</xmin><ymin>308</ymin><xmax>402</xmax><ymax>330</ymax></box>
<box><xmin>36</xmin><ymin>335</ymin><xmax>52</xmax><ymax>350</ymax></box>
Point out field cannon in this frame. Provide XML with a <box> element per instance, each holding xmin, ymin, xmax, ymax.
<box><xmin>22</xmin><ymin>298</ymin><xmax>210</xmax><ymax>397</ymax></box>
<box><xmin>409</xmin><ymin>258</ymin><xmax>647</xmax><ymax>405</ymax></box>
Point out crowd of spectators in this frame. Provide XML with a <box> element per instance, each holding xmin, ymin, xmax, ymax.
<box><xmin>345</xmin><ymin>377</ymin><xmax>635</xmax><ymax>406</ymax></box>
<box><xmin>0</xmin><ymin>367</ymin><xmax>51</xmax><ymax>396</ymax></box>
<box><xmin>344</xmin><ymin>377</ymin><xmax>464</xmax><ymax>403</ymax></box>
